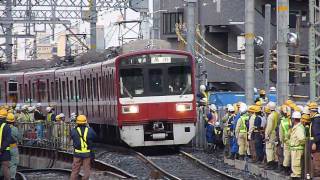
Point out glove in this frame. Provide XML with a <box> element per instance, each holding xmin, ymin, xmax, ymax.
<box><xmin>312</xmin><ymin>143</ymin><xmax>317</xmax><ymax>151</ymax></box>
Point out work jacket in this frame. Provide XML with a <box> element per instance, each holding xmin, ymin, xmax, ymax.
<box><xmin>265</xmin><ymin>111</ymin><xmax>279</xmax><ymax>140</ymax></box>
<box><xmin>0</xmin><ymin>119</ymin><xmax>12</xmax><ymax>161</ymax></box>
<box><xmin>71</xmin><ymin>125</ymin><xmax>97</xmax><ymax>158</ymax></box>
<box><xmin>290</xmin><ymin>122</ymin><xmax>305</xmax><ymax>150</ymax></box>
<box><xmin>279</xmin><ymin>116</ymin><xmax>291</xmax><ymax>144</ymax></box>
<box><xmin>310</xmin><ymin>114</ymin><xmax>320</xmax><ymax>151</ymax></box>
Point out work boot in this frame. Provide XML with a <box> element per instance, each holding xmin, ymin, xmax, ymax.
<box><xmin>275</xmin><ymin>165</ymin><xmax>285</xmax><ymax>173</ymax></box>
<box><xmin>239</xmin><ymin>155</ymin><xmax>244</xmax><ymax>160</ymax></box>
<box><xmin>283</xmin><ymin>167</ymin><xmax>291</xmax><ymax>176</ymax></box>
<box><xmin>227</xmin><ymin>153</ymin><xmax>235</xmax><ymax>159</ymax></box>
<box><xmin>265</xmin><ymin>161</ymin><xmax>276</xmax><ymax>170</ymax></box>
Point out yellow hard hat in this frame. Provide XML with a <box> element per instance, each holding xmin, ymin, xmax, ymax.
<box><xmin>293</xmin><ymin>105</ymin><xmax>301</xmax><ymax>112</ymax></box>
<box><xmin>254</xmin><ymin>105</ymin><xmax>262</xmax><ymax>113</ymax></box>
<box><xmin>76</xmin><ymin>115</ymin><xmax>87</xmax><ymax>124</ymax></box>
<box><xmin>259</xmin><ymin>89</ymin><xmax>266</xmax><ymax>95</ymax></box>
<box><xmin>264</xmin><ymin>106</ymin><xmax>271</xmax><ymax>114</ymax></box>
<box><xmin>255</xmin><ymin>101</ymin><xmax>262</xmax><ymax>106</ymax></box>
<box><xmin>6</xmin><ymin>113</ymin><xmax>15</xmax><ymax>123</ymax></box>
<box><xmin>248</xmin><ymin>105</ymin><xmax>255</xmax><ymax>113</ymax></box>
<box><xmin>301</xmin><ymin>114</ymin><xmax>310</xmax><ymax>123</ymax></box>
<box><xmin>56</xmin><ymin>115</ymin><xmax>61</xmax><ymax>121</ymax></box>
<box><xmin>0</xmin><ymin>109</ymin><xmax>8</xmax><ymax>118</ymax></box>
<box><xmin>284</xmin><ymin>100</ymin><xmax>294</xmax><ymax>106</ymax></box>
<box><xmin>3</xmin><ymin>105</ymin><xmax>9</xmax><ymax>110</ymax></box>
<box><xmin>308</xmin><ymin>102</ymin><xmax>318</xmax><ymax>110</ymax></box>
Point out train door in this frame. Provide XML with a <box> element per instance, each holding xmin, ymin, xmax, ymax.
<box><xmin>93</xmin><ymin>68</ymin><xmax>103</xmax><ymax>123</ymax></box>
<box><xmin>68</xmin><ymin>69</ymin><xmax>81</xmax><ymax>117</ymax></box>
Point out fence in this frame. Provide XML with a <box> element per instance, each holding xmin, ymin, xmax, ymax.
<box><xmin>192</xmin><ymin>106</ymin><xmax>226</xmax><ymax>150</ymax></box>
<box><xmin>16</xmin><ymin>121</ymin><xmax>75</xmax><ymax>152</ymax></box>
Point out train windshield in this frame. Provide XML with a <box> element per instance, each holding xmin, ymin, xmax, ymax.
<box><xmin>119</xmin><ymin>53</ymin><xmax>193</xmax><ymax>97</ymax></box>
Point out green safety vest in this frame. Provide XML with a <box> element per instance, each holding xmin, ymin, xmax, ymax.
<box><xmin>0</xmin><ymin>123</ymin><xmax>10</xmax><ymax>151</ymax></box>
<box><xmin>290</xmin><ymin>124</ymin><xmax>305</xmax><ymax>150</ymax></box>
<box><xmin>47</xmin><ymin>113</ymin><xmax>52</xmax><ymax>122</ymax></box>
<box><xmin>75</xmin><ymin>127</ymin><xmax>90</xmax><ymax>154</ymax></box>
<box><xmin>239</xmin><ymin>114</ymin><xmax>249</xmax><ymax>133</ymax></box>
<box><xmin>281</xmin><ymin>117</ymin><xmax>291</xmax><ymax>139</ymax></box>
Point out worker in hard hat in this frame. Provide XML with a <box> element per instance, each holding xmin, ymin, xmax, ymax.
<box><xmin>230</xmin><ymin>103</ymin><xmax>244</xmax><ymax>159</ymax></box>
<box><xmin>6</xmin><ymin>113</ymin><xmax>21</xmax><ymax>179</ymax></box>
<box><xmin>46</xmin><ymin>107</ymin><xmax>56</xmax><ymax>122</ymax></box>
<box><xmin>265</xmin><ymin>102</ymin><xmax>279</xmax><ymax>170</ymax></box>
<box><xmin>278</xmin><ymin>105</ymin><xmax>292</xmax><ymax>175</ymax></box>
<box><xmin>34</xmin><ymin>103</ymin><xmax>45</xmax><ymax>140</ymax></box>
<box><xmin>198</xmin><ymin>85</ymin><xmax>208</xmax><ymax>106</ymax></box>
<box><xmin>235</xmin><ymin>104</ymin><xmax>249</xmax><ymax>160</ymax></box>
<box><xmin>225</xmin><ymin>105</ymin><xmax>236</xmax><ymax>159</ymax></box>
<box><xmin>205</xmin><ymin>104</ymin><xmax>218</xmax><ymax>152</ymax></box>
<box><xmin>255</xmin><ymin>89</ymin><xmax>268</xmax><ymax>105</ymax></box>
<box><xmin>70</xmin><ymin>115</ymin><xmax>97</xmax><ymax>180</ymax></box>
<box><xmin>222</xmin><ymin>104</ymin><xmax>232</xmax><ymax>157</ymax></box>
<box><xmin>309</xmin><ymin>102</ymin><xmax>320</xmax><ymax>177</ymax></box>
<box><xmin>289</xmin><ymin>111</ymin><xmax>305</xmax><ymax>178</ymax></box>
<box><xmin>0</xmin><ymin>109</ymin><xmax>12</xmax><ymax>180</ymax></box>
<box><xmin>248</xmin><ymin>105</ymin><xmax>259</xmax><ymax>162</ymax></box>
<box><xmin>55</xmin><ymin>113</ymin><xmax>68</xmax><ymax>149</ymax></box>
<box><xmin>251</xmin><ymin>105</ymin><xmax>264</xmax><ymax>163</ymax></box>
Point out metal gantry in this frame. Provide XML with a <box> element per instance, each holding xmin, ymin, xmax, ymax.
<box><xmin>0</xmin><ymin>0</ymin><xmax>130</xmax><ymax>63</ymax></box>
<box><xmin>309</xmin><ymin>0</ymin><xmax>320</xmax><ymax>101</ymax></box>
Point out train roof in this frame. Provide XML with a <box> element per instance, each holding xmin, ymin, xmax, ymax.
<box><xmin>0</xmin><ymin>39</ymin><xmax>182</xmax><ymax>74</ymax></box>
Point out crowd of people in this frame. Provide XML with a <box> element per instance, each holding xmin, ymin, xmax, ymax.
<box><xmin>203</xmin><ymin>89</ymin><xmax>320</xmax><ymax>179</ymax></box>
<box><xmin>0</xmin><ymin>104</ymin><xmax>96</xmax><ymax>180</ymax></box>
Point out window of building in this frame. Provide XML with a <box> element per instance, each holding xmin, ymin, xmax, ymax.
<box><xmin>163</xmin><ymin>12</ymin><xmax>183</xmax><ymax>34</ymax></box>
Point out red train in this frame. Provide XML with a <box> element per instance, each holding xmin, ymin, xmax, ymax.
<box><xmin>0</xmin><ymin>45</ymin><xmax>197</xmax><ymax>147</ymax></box>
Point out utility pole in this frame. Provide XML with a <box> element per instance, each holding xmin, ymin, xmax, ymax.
<box><xmin>90</xmin><ymin>0</ymin><xmax>97</xmax><ymax>50</ymax></box>
<box><xmin>264</xmin><ymin>4</ymin><xmax>271</xmax><ymax>97</ymax></box>
<box><xmin>245</xmin><ymin>0</ymin><xmax>255</xmax><ymax>105</ymax></box>
<box><xmin>5</xmin><ymin>0</ymin><xmax>13</xmax><ymax>63</ymax></box>
<box><xmin>186</xmin><ymin>0</ymin><xmax>196</xmax><ymax>55</ymax></box>
<box><xmin>309</xmin><ymin>0</ymin><xmax>318</xmax><ymax>101</ymax></box>
<box><xmin>277</xmin><ymin>0</ymin><xmax>289</xmax><ymax>105</ymax></box>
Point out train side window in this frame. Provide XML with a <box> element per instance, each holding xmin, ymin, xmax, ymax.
<box><xmin>32</xmin><ymin>82</ymin><xmax>36</xmax><ymax>101</ymax></box>
<box><xmin>98</xmin><ymin>76</ymin><xmax>102</xmax><ymax>99</ymax></box>
<box><xmin>77</xmin><ymin>79</ymin><xmax>81</xmax><ymax>99</ymax></box>
<box><xmin>8</xmin><ymin>81</ymin><xmax>18</xmax><ymax>103</ymax></box>
<box><xmin>38</xmin><ymin>80</ymin><xmax>47</xmax><ymax>102</ymax></box>
<box><xmin>24</xmin><ymin>84</ymin><xmax>28</xmax><ymax>101</ymax></box>
<box><xmin>0</xmin><ymin>84</ymin><xmax>2</xmax><ymax>100</ymax></box>
<box><xmin>70</xmin><ymin>80</ymin><xmax>74</xmax><ymax>100</ymax></box>
<box><xmin>62</xmin><ymin>81</ymin><xmax>66</xmax><ymax>100</ymax></box>
<box><xmin>87</xmin><ymin>78</ymin><xmax>91</xmax><ymax>99</ymax></box>
<box><xmin>50</xmin><ymin>82</ymin><xmax>55</xmax><ymax>100</ymax></box>
<box><xmin>105</xmin><ymin>74</ymin><xmax>109</xmax><ymax>99</ymax></box>
<box><xmin>46</xmin><ymin>79</ymin><xmax>50</xmax><ymax>102</ymax></box>
<box><xmin>55</xmin><ymin>80</ymin><xmax>59</xmax><ymax>101</ymax></box>
<box><xmin>111</xmin><ymin>70</ymin><xmax>114</xmax><ymax>97</ymax></box>
<box><xmin>82</xmin><ymin>78</ymin><xmax>86</xmax><ymax>100</ymax></box>
<box><xmin>19</xmin><ymin>84</ymin><xmax>23</xmax><ymax>101</ymax></box>
<box><xmin>93</xmin><ymin>77</ymin><xmax>97</xmax><ymax>99</ymax></box>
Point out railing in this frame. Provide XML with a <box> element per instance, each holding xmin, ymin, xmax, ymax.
<box><xmin>16</xmin><ymin>121</ymin><xmax>75</xmax><ymax>152</ymax></box>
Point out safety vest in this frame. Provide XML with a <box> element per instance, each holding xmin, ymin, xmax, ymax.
<box><xmin>0</xmin><ymin>123</ymin><xmax>10</xmax><ymax>151</ymax></box>
<box><xmin>74</xmin><ymin>127</ymin><xmax>90</xmax><ymax>154</ymax></box>
<box><xmin>281</xmin><ymin>117</ymin><xmax>291</xmax><ymax>140</ymax></box>
<box><xmin>290</xmin><ymin>124</ymin><xmax>305</xmax><ymax>150</ymax></box>
<box><xmin>239</xmin><ymin>114</ymin><xmax>249</xmax><ymax>133</ymax></box>
<box><xmin>24</xmin><ymin>113</ymin><xmax>31</xmax><ymax>122</ymax></box>
<box><xmin>47</xmin><ymin>113</ymin><xmax>52</xmax><ymax>122</ymax></box>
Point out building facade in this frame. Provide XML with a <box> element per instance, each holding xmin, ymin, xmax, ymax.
<box><xmin>154</xmin><ymin>0</ymin><xmax>309</xmax><ymax>96</ymax></box>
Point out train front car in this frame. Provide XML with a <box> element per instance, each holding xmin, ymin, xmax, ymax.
<box><xmin>115</xmin><ymin>50</ymin><xmax>197</xmax><ymax>147</ymax></box>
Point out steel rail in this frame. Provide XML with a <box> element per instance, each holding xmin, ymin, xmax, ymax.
<box><xmin>179</xmin><ymin>150</ymin><xmax>242</xmax><ymax>180</ymax></box>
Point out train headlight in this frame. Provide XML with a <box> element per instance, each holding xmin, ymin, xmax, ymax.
<box><xmin>176</xmin><ymin>103</ymin><xmax>193</xmax><ymax>112</ymax></box>
<box><xmin>122</xmin><ymin>105</ymin><xmax>139</xmax><ymax>114</ymax></box>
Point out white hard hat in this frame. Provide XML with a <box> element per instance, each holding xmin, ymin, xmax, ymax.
<box><xmin>267</xmin><ymin>101</ymin><xmax>276</xmax><ymax>111</ymax></box>
<box><xmin>36</xmin><ymin>103</ymin><xmax>41</xmax><ymax>108</ymax></box>
<box><xmin>200</xmin><ymin>85</ymin><xmax>206</xmax><ymax>92</ymax></box>
<box><xmin>297</xmin><ymin>105</ymin><xmax>304</xmax><ymax>112</ymax></box>
<box><xmin>15</xmin><ymin>106</ymin><xmax>21</xmax><ymax>111</ymax></box>
<box><xmin>253</xmin><ymin>88</ymin><xmax>258</xmax><ymax>94</ymax></box>
<box><xmin>239</xmin><ymin>103</ymin><xmax>247</xmax><ymax>113</ymax></box>
<box><xmin>209</xmin><ymin>104</ymin><xmax>217</xmax><ymax>111</ymax></box>
<box><xmin>270</xmin><ymin>87</ymin><xmax>276</xmax><ymax>92</ymax></box>
<box><xmin>16</xmin><ymin>104</ymin><xmax>21</xmax><ymax>108</ymax></box>
<box><xmin>292</xmin><ymin>111</ymin><xmax>302</xmax><ymax>119</ymax></box>
<box><xmin>226</xmin><ymin>104</ymin><xmax>232</xmax><ymax>109</ymax></box>
<box><xmin>46</xmin><ymin>107</ymin><xmax>52</xmax><ymax>112</ymax></box>
<box><xmin>303</xmin><ymin>106</ymin><xmax>310</xmax><ymax>115</ymax></box>
<box><xmin>59</xmin><ymin>113</ymin><xmax>65</xmax><ymax>118</ymax></box>
<box><xmin>28</xmin><ymin>106</ymin><xmax>34</xmax><ymax>112</ymax></box>
<box><xmin>71</xmin><ymin>112</ymin><xmax>76</xmax><ymax>117</ymax></box>
<box><xmin>228</xmin><ymin>106</ymin><xmax>235</xmax><ymax>112</ymax></box>
<box><xmin>215</xmin><ymin>121</ymin><xmax>220</xmax><ymax>126</ymax></box>
<box><xmin>22</xmin><ymin>105</ymin><xmax>28</xmax><ymax>110</ymax></box>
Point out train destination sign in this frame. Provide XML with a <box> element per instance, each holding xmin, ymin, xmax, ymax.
<box><xmin>151</xmin><ymin>57</ymin><xmax>171</xmax><ymax>64</ymax></box>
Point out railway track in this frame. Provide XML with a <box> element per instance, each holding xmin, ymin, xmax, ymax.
<box><xmin>16</xmin><ymin>168</ymin><xmax>77</xmax><ymax>180</ymax></box>
<box><xmin>95</xmin><ymin>144</ymin><xmax>240</xmax><ymax>180</ymax></box>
